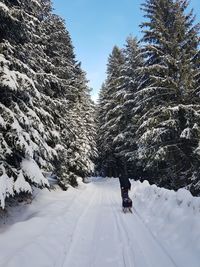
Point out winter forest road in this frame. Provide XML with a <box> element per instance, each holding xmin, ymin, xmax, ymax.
<box><xmin>0</xmin><ymin>178</ymin><xmax>179</xmax><ymax>267</ymax></box>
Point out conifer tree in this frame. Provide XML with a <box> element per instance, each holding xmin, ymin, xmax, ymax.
<box><xmin>97</xmin><ymin>46</ymin><xmax>125</xmax><ymax>176</ymax></box>
<box><xmin>136</xmin><ymin>0</ymin><xmax>200</xmax><ymax>190</ymax></box>
<box><xmin>57</xmin><ymin>66</ymin><xmax>97</xmax><ymax>188</ymax></box>
<box><xmin>0</xmin><ymin>0</ymin><xmax>97</xmax><ymax>207</ymax></box>
<box><xmin>98</xmin><ymin>40</ymin><xmax>145</xmax><ymax>178</ymax></box>
<box><xmin>0</xmin><ymin>0</ymin><xmax>56</xmax><ymax>208</ymax></box>
<box><xmin>114</xmin><ymin>37</ymin><xmax>145</xmax><ymax>178</ymax></box>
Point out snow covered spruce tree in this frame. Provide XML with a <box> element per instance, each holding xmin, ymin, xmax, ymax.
<box><xmin>135</xmin><ymin>0</ymin><xmax>200</xmax><ymax>193</ymax></box>
<box><xmin>42</xmin><ymin>14</ymin><xmax>97</xmax><ymax>188</ymax></box>
<box><xmin>0</xmin><ymin>0</ymin><xmax>58</xmax><ymax>208</ymax></box>
<box><xmin>56</xmin><ymin>66</ymin><xmax>97</xmax><ymax>188</ymax></box>
<box><xmin>0</xmin><ymin>0</ymin><xmax>97</xmax><ymax>207</ymax></box>
<box><xmin>97</xmin><ymin>40</ymin><xmax>145</xmax><ymax>178</ymax></box>
<box><xmin>114</xmin><ymin>37</ymin><xmax>145</xmax><ymax>178</ymax></box>
<box><xmin>39</xmin><ymin>13</ymin><xmax>80</xmax><ymax>188</ymax></box>
<box><xmin>97</xmin><ymin>46</ymin><xmax>126</xmax><ymax>176</ymax></box>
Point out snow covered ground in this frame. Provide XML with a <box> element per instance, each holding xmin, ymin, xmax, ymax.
<box><xmin>0</xmin><ymin>177</ymin><xmax>200</xmax><ymax>267</ymax></box>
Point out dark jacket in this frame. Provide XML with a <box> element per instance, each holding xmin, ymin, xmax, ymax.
<box><xmin>119</xmin><ymin>176</ymin><xmax>131</xmax><ymax>190</ymax></box>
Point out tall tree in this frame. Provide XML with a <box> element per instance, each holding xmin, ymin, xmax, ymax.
<box><xmin>0</xmin><ymin>0</ymin><xmax>97</xmax><ymax>207</ymax></box>
<box><xmin>114</xmin><ymin>37</ymin><xmax>145</xmax><ymax>178</ymax></box>
<box><xmin>97</xmin><ymin>46</ymin><xmax>125</xmax><ymax>176</ymax></box>
<box><xmin>136</xmin><ymin>0</ymin><xmax>200</xmax><ymax>191</ymax></box>
<box><xmin>0</xmin><ymin>0</ymin><xmax>56</xmax><ymax>208</ymax></box>
<box><xmin>57</xmin><ymin>66</ymin><xmax>97</xmax><ymax>188</ymax></box>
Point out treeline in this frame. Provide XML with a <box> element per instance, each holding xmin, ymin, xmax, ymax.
<box><xmin>97</xmin><ymin>0</ymin><xmax>200</xmax><ymax>195</ymax></box>
<box><xmin>0</xmin><ymin>0</ymin><xmax>97</xmax><ymax>208</ymax></box>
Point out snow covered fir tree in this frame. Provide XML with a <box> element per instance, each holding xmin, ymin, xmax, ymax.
<box><xmin>0</xmin><ymin>0</ymin><xmax>97</xmax><ymax>208</ymax></box>
<box><xmin>97</xmin><ymin>0</ymin><xmax>200</xmax><ymax>195</ymax></box>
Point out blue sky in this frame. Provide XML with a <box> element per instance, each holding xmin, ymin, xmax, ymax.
<box><xmin>52</xmin><ymin>0</ymin><xmax>200</xmax><ymax>101</ymax></box>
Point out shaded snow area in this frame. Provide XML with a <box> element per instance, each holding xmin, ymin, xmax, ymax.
<box><xmin>0</xmin><ymin>178</ymin><xmax>200</xmax><ymax>267</ymax></box>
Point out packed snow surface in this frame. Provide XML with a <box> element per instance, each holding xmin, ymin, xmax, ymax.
<box><xmin>0</xmin><ymin>177</ymin><xmax>200</xmax><ymax>267</ymax></box>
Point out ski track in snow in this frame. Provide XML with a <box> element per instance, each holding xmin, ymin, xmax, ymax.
<box><xmin>0</xmin><ymin>178</ymin><xmax>198</xmax><ymax>267</ymax></box>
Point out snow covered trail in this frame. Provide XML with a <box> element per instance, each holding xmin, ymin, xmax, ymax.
<box><xmin>0</xmin><ymin>178</ymin><xmax>199</xmax><ymax>267</ymax></box>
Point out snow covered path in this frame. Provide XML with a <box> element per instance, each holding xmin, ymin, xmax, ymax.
<box><xmin>61</xmin><ymin>179</ymin><xmax>176</xmax><ymax>267</ymax></box>
<box><xmin>0</xmin><ymin>178</ymin><xmax>199</xmax><ymax>267</ymax></box>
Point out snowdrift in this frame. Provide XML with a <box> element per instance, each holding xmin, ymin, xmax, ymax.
<box><xmin>132</xmin><ymin>180</ymin><xmax>200</xmax><ymax>267</ymax></box>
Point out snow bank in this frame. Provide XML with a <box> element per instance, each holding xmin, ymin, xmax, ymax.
<box><xmin>132</xmin><ymin>180</ymin><xmax>200</xmax><ymax>267</ymax></box>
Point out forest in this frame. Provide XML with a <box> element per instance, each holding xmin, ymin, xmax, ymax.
<box><xmin>97</xmin><ymin>0</ymin><xmax>200</xmax><ymax>195</ymax></box>
<box><xmin>0</xmin><ymin>0</ymin><xmax>200</xmax><ymax>209</ymax></box>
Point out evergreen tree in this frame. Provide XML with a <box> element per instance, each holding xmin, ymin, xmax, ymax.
<box><xmin>40</xmin><ymin>13</ymin><xmax>97</xmax><ymax>188</ymax></box>
<box><xmin>97</xmin><ymin>40</ymin><xmax>145</xmax><ymax>178</ymax></box>
<box><xmin>38</xmin><ymin>13</ymin><xmax>79</xmax><ymax>188</ymax></box>
<box><xmin>114</xmin><ymin>37</ymin><xmax>145</xmax><ymax>178</ymax></box>
<box><xmin>57</xmin><ymin>66</ymin><xmax>97</xmax><ymax>188</ymax></box>
<box><xmin>97</xmin><ymin>0</ymin><xmax>200</xmax><ymax>195</ymax></box>
<box><xmin>136</xmin><ymin>0</ymin><xmax>200</xmax><ymax>191</ymax></box>
<box><xmin>0</xmin><ymin>0</ymin><xmax>56</xmax><ymax>208</ymax></box>
<box><xmin>97</xmin><ymin>83</ymin><xmax>107</xmax><ymax>175</ymax></box>
<box><xmin>0</xmin><ymin>0</ymin><xmax>97</xmax><ymax>207</ymax></box>
<box><xmin>97</xmin><ymin>46</ymin><xmax>125</xmax><ymax>176</ymax></box>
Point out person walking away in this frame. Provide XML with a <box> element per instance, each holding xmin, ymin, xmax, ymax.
<box><xmin>119</xmin><ymin>174</ymin><xmax>131</xmax><ymax>191</ymax></box>
<box><xmin>118</xmin><ymin>174</ymin><xmax>132</xmax><ymax>213</ymax></box>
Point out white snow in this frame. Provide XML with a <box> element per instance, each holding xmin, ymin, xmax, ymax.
<box><xmin>0</xmin><ymin>116</ymin><xmax>6</xmax><ymax>128</ymax></box>
<box><xmin>11</xmin><ymin>118</ymin><xmax>35</xmax><ymax>157</ymax></box>
<box><xmin>180</xmin><ymin>127</ymin><xmax>192</xmax><ymax>139</ymax></box>
<box><xmin>0</xmin><ymin>165</ymin><xmax>14</xmax><ymax>209</ymax></box>
<box><xmin>14</xmin><ymin>171</ymin><xmax>32</xmax><ymax>194</ymax></box>
<box><xmin>0</xmin><ymin>54</ymin><xmax>8</xmax><ymax>64</ymax></box>
<box><xmin>1</xmin><ymin>65</ymin><xmax>18</xmax><ymax>91</ymax></box>
<box><xmin>1</xmin><ymin>61</ymin><xmax>41</xmax><ymax>98</ymax></box>
<box><xmin>31</xmin><ymin>0</ymin><xmax>41</xmax><ymax>7</ymax></box>
<box><xmin>21</xmin><ymin>158</ymin><xmax>49</xmax><ymax>187</ymax></box>
<box><xmin>132</xmin><ymin>180</ymin><xmax>200</xmax><ymax>267</ymax></box>
<box><xmin>0</xmin><ymin>177</ymin><xmax>199</xmax><ymax>267</ymax></box>
<box><xmin>0</xmin><ymin>2</ymin><xmax>9</xmax><ymax>12</ymax></box>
